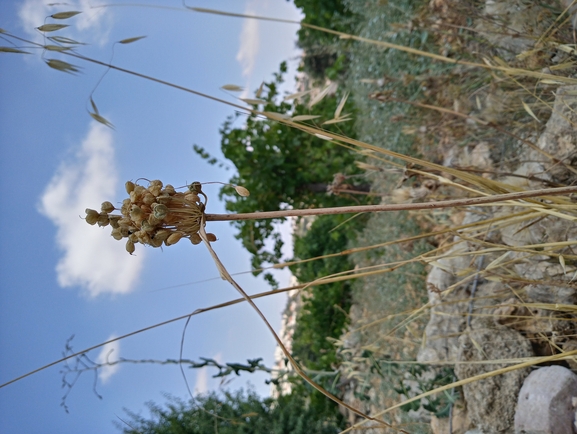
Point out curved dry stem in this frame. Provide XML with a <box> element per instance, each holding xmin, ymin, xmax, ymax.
<box><xmin>197</xmin><ymin>218</ymin><xmax>401</xmax><ymax>431</ymax></box>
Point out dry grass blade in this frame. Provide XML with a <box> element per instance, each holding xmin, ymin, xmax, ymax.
<box><xmin>48</xmin><ymin>36</ymin><xmax>86</xmax><ymax>45</ymax></box>
<box><xmin>50</xmin><ymin>11</ymin><xmax>81</xmax><ymax>19</ymax></box>
<box><xmin>284</xmin><ymin>89</ymin><xmax>311</xmax><ymax>101</ymax></box>
<box><xmin>0</xmin><ymin>47</ymin><xmax>31</xmax><ymax>54</ymax></box>
<box><xmin>118</xmin><ymin>36</ymin><xmax>146</xmax><ymax>44</ymax></box>
<box><xmin>89</xmin><ymin>112</ymin><xmax>114</xmax><ymax>129</ymax></box>
<box><xmin>89</xmin><ymin>97</ymin><xmax>99</xmax><ymax>115</ymax></box>
<box><xmin>45</xmin><ymin>58</ymin><xmax>80</xmax><ymax>74</ymax></box>
<box><xmin>314</xmin><ymin>133</ymin><xmax>332</xmax><ymax>141</ymax></box>
<box><xmin>521</xmin><ymin>101</ymin><xmax>541</xmax><ymax>122</ymax></box>
<box><xmin>241</xmin><ymin>98</ymin><xmax>267</xmax><ymax>105</ymax></box>
<box><xmin>334</xmin><ymin>90</ymin><xmax>349</xmax><ymax>119</ymax></box>
<box><xmin>308</xmin><ymin>82</ymin><xmax>337</xmax><ymax>108</ymax></box>
<box><xmin>221</xmin><ymin>84</ymin><xmax>243</xmax><ymax>92</ymax></box>
<box><xmin>290</xmin><ymin>114</ymin><xmax>321</xmax><ymax>122</ymax></box>
<box><xmin>261</xmin><ymin>111</ymin><xmax>291</xmax><ymax>121</ymax></box>
<box><xmin>44</xmin><ymin>44</ymin><xmax>72</xmax><ymax>52</ymax></box>
<box><xmin>322</xmin><ymin>116</ymin><xmax>352</xmax><ymax>125</ymax></box>
<box><xmin>36</xmin><ymin>24</ymin><xmax>69</xmax><ymax>32</ymax></box>
<box><xmin>255</xmin><ymin>81</ymin><xmax>264</xmax><ymax>98</ymax></box>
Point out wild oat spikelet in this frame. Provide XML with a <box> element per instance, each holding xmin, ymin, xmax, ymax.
<box><xmin>86</xmin><ymin>180</ymin><xmax>211</xmax><ymax>254</ymax></box>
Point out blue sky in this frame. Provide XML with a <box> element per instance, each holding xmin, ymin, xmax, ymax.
<box><xmin>0</xmin><ymin>1</ymin><xmax>303</xmax><ymax>432</ymax></box>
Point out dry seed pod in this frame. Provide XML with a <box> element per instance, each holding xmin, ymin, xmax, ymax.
<box><xmin>234</xmin><ymin>186</ymin><xmax>250</xmax><ymax>197</ymax></box>
<box><xmin>85</xmin><ymin>209</ymin><xmax>99</xmax><ymax>225</ymax></box>
<box><xmin>141</xmin><ymin>220</ymin><xmax>155</xmax><ymax>233</ymax></box>
<box><xmin>125</xmin><ymin>181</ymin><xmax>135</xmax><ymax>194</ymax></box>
<box><xmin>118</xmin><ymin>217</ymin><xmax>132</xmax><ymax>228</ymax></box>
<box><xmin>111</xmin><ymin>228</ymin><xmax>123</xmax><ymax>240</ymax></box>
<box><xmin>119</xmin><ymin>226</ymin><xmax>131</xmax><ymax>238</ymax></box>
<box><xmin>163</xmin><ymin>184</ymin><xmax>176</xmax><ymax>195</ymax></box>
<box><xmin>150</xmin><ymin>180</ymin><xmax>163</xmax><ymax>189</ymax></box>
<box><xmin>206</xmin><ymin>233</ymin><xmax>217</xmax><ymax>242</ymax></box>
<box><xmin>129</xmin><ymin>190</ymin><xmax>140</xmax><ymax>204</ymax></box>
<box><xmin>148</xmin><ymin>184</ymin><xmax>161</xmax><ymax>197</ymax></box>
<box><xmin>153</xmin><ymin>229</ymin><xmax>171</xmax><ymax>242</ymax></box>
<box><xmin>97</xmin><ymin>212</ymin><xmax>110</xmax><ymax>227</ymax></box>
<box><xmin>142</xmin><ymin>192</ymin><xmax>155</xmax><ymax>205</ymax></box>
<box><xmin>121</xmin><ymin>199</ymin><xmax>131</xmax><ymax>215</ymax></box>
<box><xmin>126</xmin><ymin>239</ymin><xmax>135</xmax><ymax>255</ymax></box>
<box><xmin>149</xmin><ymin>237</ymin><xmax>163</xmax><ymax>248</ymax></box>
<box><xmin>190</xmin><ymin>233</ymin><xmax>202</xmax><ymax>245</ymax></box>
<box><xmin>147</xmin><ymin>214</ymin><xmax>161</xmax><ymax>227</ymax></box>
<box><xmin>184</xmin><ymin>193</ymin><xmax>200</xmax><ymax>203</ymax></box>
<box><xmin>140</xmin><ymin>204</ymin><xmax>152</xmax><ymax>214</ymax></box>
<box><xmin>189</xmin><ymin>182</ymin><xmax>202</xmax><ymax>194</ymax></box>
<box><xmin>136</xmin><ymin>231</ymin><xmax>151</xmax><ymax>245</ymax></box>
<box><xmin>109</xmin><ymin>215</ymin><xmax>121</xmax><ymax>229</ymax></box>
<box><xmin>166</xmin><ymin>232</ymin><xmax>184</xmax><ymax>246</ymax></box>
<box><xmin>156</xmin><ymin>194</ymin><xmax>172</xmax><ymax>205</ymax></box>
<box><xmin>130</xmin><ymin>205</ymin><xmax>144</xmax><ymax>222</ymax></box>
<box><xmin>153</xmin><ymin>204</ymin><xmax>168</xmax><ymax>220</ymax></box>
<box><xmin>101</xmin><ymin>201</ymin><xmax>115</xmax><ymax>213</ymax></box>
<box><xmin>129</xmin><ymin>233</ymin><xmax>139</xmax><ymax>243</ymax></box>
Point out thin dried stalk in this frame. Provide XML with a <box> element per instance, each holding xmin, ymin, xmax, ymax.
<box><xmin>205</xmin><ymin>186</ymin><xmax>577</xmax><ymax>222</ymax></box>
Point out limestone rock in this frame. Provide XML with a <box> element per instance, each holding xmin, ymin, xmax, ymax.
<box><xmin>456</xmin><ymin>327</ymin><xmax>534</xmax><ymax>433</ymax></box>
<box><xmin>514</xmin><ymin>366</ymin><xmax>577</xmax><ymax>434</ymax></box>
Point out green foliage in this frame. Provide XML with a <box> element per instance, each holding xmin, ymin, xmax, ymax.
<box><xmin>288</xmin><ymin>214</ymin><xmax>367</xmax><ymax>420</ymax></box>
<box><xmin>120</xmin><ymin>390</ymin><xmax>345</xmax><ymax>433</ymax></box>
<box><xmin>197</xmin><ymin>63</ymin><xmax>366</xmax><ymax>284</ymax></box>
<box><xmin>290</xmin><ymin>214</ymin><xmax>365</xmax><ymax>370</ymax></box>
<box><xmin>290</xmin><ymin>0</ymin><xmax>357</xmax><ymax>80</ymax></box>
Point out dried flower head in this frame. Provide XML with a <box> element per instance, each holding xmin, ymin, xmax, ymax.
<box><xmin>86</xmin><ymin>179</ymin><xmax>214</xmax><ymax>254</ymax></box>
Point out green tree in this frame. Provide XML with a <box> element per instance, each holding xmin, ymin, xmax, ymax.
<box><xmin>197</xmin><ymin>63</ymin><xmax>368</xmax><ymax>284</ymax></box>
<box><xmin>289</xmin><ymin>0</ymin><xmax>357</xmax><ymax>80</ymax></box>
<box><xmin>120</xmin><ymin>390</ymin><xmax>344</xmax><ymax>433</ymax></box>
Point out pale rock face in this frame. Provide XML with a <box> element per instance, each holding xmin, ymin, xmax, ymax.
<box><xmin>514</xmin><ymin>366</ymin><xmax>577</xmax><ymax>434</ymax></box>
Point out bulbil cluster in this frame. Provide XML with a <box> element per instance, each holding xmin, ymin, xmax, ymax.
<box><xmin>85</xmin><ymin>180</ymin><xmax>216</xmax><ymax>254</ymax></box>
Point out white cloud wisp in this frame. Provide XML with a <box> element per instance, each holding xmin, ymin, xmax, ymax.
<box><xmin>96</xmin><ymin>336</ymin><xmax>120</xmax><ymax>384</ymax></box>
<box><xmin>18</xmin><ymin>0</ymin><xmax>111</xmax><ymax>44</ymax></box>
<box><xmin>39</xmin><ymin>122</ymin><xmax>144</xmax><ymax>297</ymax></box>
<box><xmin>236</xmin><ymin>0</ymin><xmax>262</xmax><ymax>97</ymax></box>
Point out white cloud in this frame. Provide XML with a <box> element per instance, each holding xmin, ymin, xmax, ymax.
<box><xmin>18</xmin><ymin>0</ymin><xmax>111</xmax><ymax>44</ymax></box>
<box><xmin>236</xmin><ymin>0</ymin><xmax>263</xmax><ymax>97</ymax></box>
<box><xmin>193</xmin><ymin>352</ymin><xmax>223</xmax><ymax>394</ymax></box>
<box><xmin>39</xmin><ymin>122</ymin><xmax>144</xmax><ymax>297</ymax></box>
<box><xmin>96</xmin><ymin>336</ymin><xmax>120</xmax><ymax>384</ymax></box>
<box><xmin>193</xmin><ymin>367</ymin><xmax>208</xmax><ymax>395</ymax></box>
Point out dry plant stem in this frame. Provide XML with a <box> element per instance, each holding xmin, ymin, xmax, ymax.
<box><xmin>205</xmin><ymin>186</ymin><xmax>577</xmax><ymax>222</ymax></box>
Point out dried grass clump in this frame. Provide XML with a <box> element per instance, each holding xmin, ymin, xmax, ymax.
<box><xmin>85</xmin><ymin>180</ymin><xmax>215</xmax><ymax>254</ymax></box>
